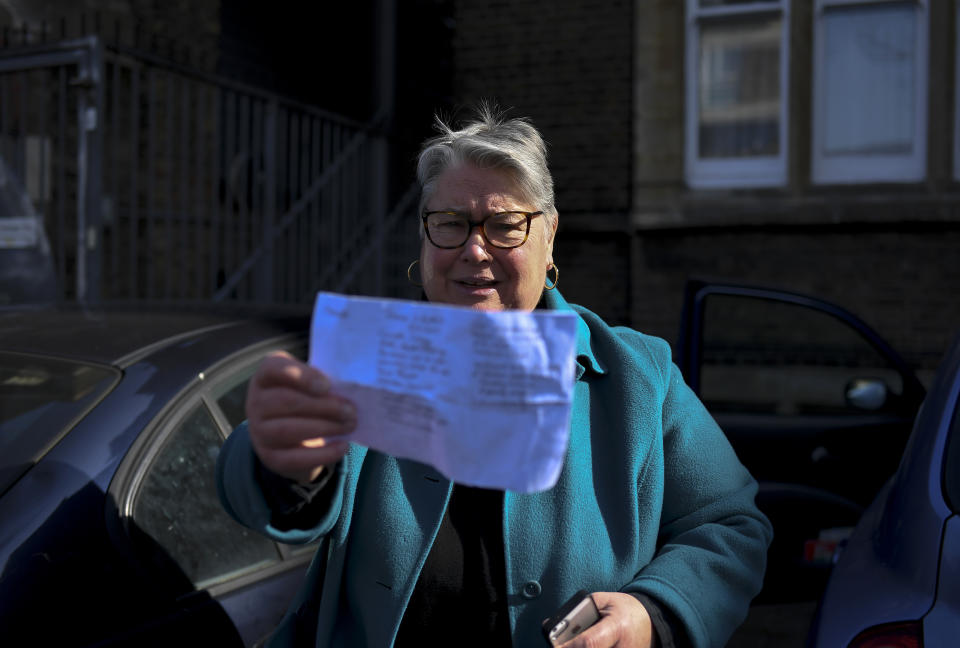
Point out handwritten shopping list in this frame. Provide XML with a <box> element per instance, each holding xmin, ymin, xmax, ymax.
<box><xmin>309</xmin><ymin>292</ymin><xmax>578</xmax><ymax>493</ymax></box>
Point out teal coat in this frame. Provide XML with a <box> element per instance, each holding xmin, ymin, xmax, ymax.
<box><xmin>216</xmin><ymin>291</ymin><xmax>772</xmax><ymax>647</ymax></box>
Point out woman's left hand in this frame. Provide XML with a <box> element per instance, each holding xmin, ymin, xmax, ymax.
<box><xmin>558</xmin><ymin>592</ymin><xmax>654</xmax><ymax>648</ymax></box>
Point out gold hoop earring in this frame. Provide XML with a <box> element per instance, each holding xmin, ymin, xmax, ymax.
<box><xmin>407</xmin><ymin>259</ymin><xmax>423</xmax><ymax>287</ymax></box>
<box><xmin>544</xmin><ymin>264</ymin><xmax>559</xmax><ymax>290</ymax></box>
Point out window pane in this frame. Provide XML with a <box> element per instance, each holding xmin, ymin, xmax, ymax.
<box><xmin>132</xmin><ymin>405</ymin><xmax>281</xmax><ymax>588</ymax></box>
<box><xmin>212</xmin><ymin>345</ymin><xmax>307</xmax><ymax>432</ymax></box>
<box><xmin>698</xmin><ymin>16</ymin><xmax>781</xmax><ymax>158</ymax></box>
<box><xmin>214</xmin><ymin>373</ymin><xmax>252</xmax><ymax>432</ymax></box>
<box><xmin>699</xmin><ymin>295</ymin><xmax>906</xmax><ymax>416</ymax></box>
<box><xmin>822</xmin><ymin>3</ymin><xmax>917</xmax><ymax>156</ymax></box>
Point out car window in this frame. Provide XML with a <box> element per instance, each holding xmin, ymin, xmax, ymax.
<box><xmin>0</xmin><ymin>351</ymin><xmax>119</xmax><ymax>494</ymax></box>
<box><xmin>212</xmin><ymin>345</ymin><xmax>307</xmax><ymax>432</ymax></box>
<box><xmin>208</xmin><ymin>345</ymin><xmax>319</xmax><ymax>560</ymax></box>
<box><xmin>131</xmin><ymin>403</ymin><xmax>282</xmax><ymax>589</ymax></box>
<box><xmin>699</xmin><ymin>294</ymin><xmax>906</xmax><ymax>415</ymax></box>
<box><xmin>214</xmin><ymin>372</ymin><xmax>252</xmax><ymax>432</ymax></box>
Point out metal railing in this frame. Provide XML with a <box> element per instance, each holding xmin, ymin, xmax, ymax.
<box><xmin>0</xmin><ymin>35</ymin><xmax>418</xmax><ymax>308</ymax></box>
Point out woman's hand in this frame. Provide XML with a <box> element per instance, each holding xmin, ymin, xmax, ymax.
<box><xmin>246</xmin><ymin>350</ymin><xmax>356</xmax><ymax>484</ymax></box>
<box><xmin>559</xmin><ymin>592</ymin><xmax>654</xmax><ymax>648</ymax></box>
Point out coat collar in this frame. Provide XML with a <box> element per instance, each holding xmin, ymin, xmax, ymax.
<box><xmin>541</xmin><ymin>289</ymin><xmax>607</xmax><ymax>379</ymax></box>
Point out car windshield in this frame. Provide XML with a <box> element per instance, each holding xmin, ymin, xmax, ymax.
<box><xmin>0</xmin><ymin>351</ymin><xmax>120</xmax><ymax>495</ymax></box>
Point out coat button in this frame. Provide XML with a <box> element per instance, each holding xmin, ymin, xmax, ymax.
<box><xmin>521</xmin><ymin>580</ymin><xmax>542</xmax><ymax>599</ymax></box>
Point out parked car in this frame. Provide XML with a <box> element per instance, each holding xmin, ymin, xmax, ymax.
<box><xmin>807</xmin><ymin>331</ymin><xmax>960</xmax><ymax>647</ymax></box>
<box><xmin>677</xmin><ymin>281</ymin><xmax>927</xmax><ymax>604</ymax></box>
<box><xmin>0</xmin><ymin>283</ymin><xmax>931</xmax><ymax>645</ymax></box>
<box><xmin>0</xmin><ymin>306</ymin><xmax>313</xmax><ymax>646</ymax></box>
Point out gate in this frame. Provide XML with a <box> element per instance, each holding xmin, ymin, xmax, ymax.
<box><xmin>0</xmin><ymin>35</ymin><xmax>420</xmax><ymax>307</ymax></box>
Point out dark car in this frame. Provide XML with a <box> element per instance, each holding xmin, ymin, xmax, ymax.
<box><xmin>0</xmin><ymin>306</ymin><xmax>313</xmax><ymax>646</ymax></box>
<box><xmin>0</xmin><ymin>284</ymin><xmax>929</xmax><ymax>645</ymax></box>
<box><xmin>678</xmin><ymin>281</ymin><xmax>927</xmax><ymax>608</ymax></box>
<box><xmin>807</xmin><ymin>332</ymin><xmax>960</xmax><ymax>647</ymax></box>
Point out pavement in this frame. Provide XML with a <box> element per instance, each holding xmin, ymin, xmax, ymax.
<box><xmin>727</xmin><ymin>602</ymin><xmax>818</xmax><ymax>648</ymax></box>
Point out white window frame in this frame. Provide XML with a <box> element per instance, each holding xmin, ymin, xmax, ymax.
<box><xmin>812</xmin><ymin>0</ymin><xmax>928</xmax><ymax>184</ymax></box>
<box><xmin>684</xmin><ymin>0</ymin><xmax>790</xmax><ymax>189</ymax></box>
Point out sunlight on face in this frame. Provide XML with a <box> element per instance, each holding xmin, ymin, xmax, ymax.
<box><xmin>421</xmin><ymin>163</ymin><xmax>556</xmax><ymax>312</ymax></box>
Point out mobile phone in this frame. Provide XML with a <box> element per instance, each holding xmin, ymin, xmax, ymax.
<box><xmin>542</xmin><ymin>589</ymin><xmax>601</xmax><ymax>646</ymax></box>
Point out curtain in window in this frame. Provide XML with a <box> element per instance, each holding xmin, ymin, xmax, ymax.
<box><xmin>822</xmin><ymin>3</ymin><xmax>917</xmax><ymax>156</ymax></box>
<box><xmin>698</xmin><ymin>17</ymin><xmax>781</xmax><ymax>158</ymax></box>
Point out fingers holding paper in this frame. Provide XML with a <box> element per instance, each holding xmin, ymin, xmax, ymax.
<box><xmin>246</xmin><ymin>350</ymin><xmax>356</xmax><ymax>483</ymax></box>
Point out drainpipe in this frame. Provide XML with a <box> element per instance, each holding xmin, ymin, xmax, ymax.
<box><xmin>74</xmin><ymin>35</ymin><xmax>104</xmax><ymax>304</ymax></box>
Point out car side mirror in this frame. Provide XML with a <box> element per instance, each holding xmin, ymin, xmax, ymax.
<box><xmin>845</xmin><ymin>378</ymin><xmax>888</xmax><ymax>411</ymax></box>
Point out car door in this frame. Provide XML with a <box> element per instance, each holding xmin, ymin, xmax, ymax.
<box><xmin>111</xmin><ymin>336</ymin><xmax>315</xmax><ymax>647</ymax></box>
<box><xmin>677</xmin><ymin>280</ymin><xmax>926</xmax><ymax>603</ymax></box>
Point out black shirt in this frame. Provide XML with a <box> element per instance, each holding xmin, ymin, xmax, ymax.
<box><xmin>257</xmin><ymin>460</ymin><xmax>686</xmax><ymax>647</ymax></box>
<box><xmin>394</xmin><ymin>484</ymin><xmax>512</xmax><ymax>645</ymax></box>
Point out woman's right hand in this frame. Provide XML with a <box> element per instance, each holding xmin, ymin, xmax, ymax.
<box><xmin>246</xmin><ymin>350</ymin><xmax>356</xmax><ymax>484</ymax></box>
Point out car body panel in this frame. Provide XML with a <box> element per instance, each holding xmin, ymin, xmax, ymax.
<box><xmin>808</xmin><ymin>332</ymin><xmax>960</xmax><ymax>645</ymax></box>
<box><xmin>0</xmin><ymin>307</ymin><xmax>251</xmax><ymax>363</ymax></box>
<box><xmin>0</xmin><ymin>309</ymin><xmax>312</xmax><ymax>646</ymax></box>
<box><xmin>217</xmin><ymin>565</ymin><xmax>311</xmax><ymax>647</ymax></box>
<box><xmin>924</xmin><ymin>514</ymin><xmax>960</xmax><ymax>646</ymax></box>
<box><xmin>108</xmin><ymin>328</ymin><xmax>314</xmax><ymax>645</ymax></box>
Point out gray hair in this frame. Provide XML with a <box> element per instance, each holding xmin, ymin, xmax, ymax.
<box><xmin>416</xmin><ymin>104</ymin><xmax>557</xmax><ymax>233</ymax></box>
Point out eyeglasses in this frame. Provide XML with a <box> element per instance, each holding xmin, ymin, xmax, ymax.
<box><xmin>421</xmin><ymin>210</ymin><xmax>544</xmax><ymax>249</ymax></box>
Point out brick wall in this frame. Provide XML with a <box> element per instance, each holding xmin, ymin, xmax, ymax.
<box><xmin>632</xmin><ymin>0</ymin><xmax>684</xmax><ymax>197</ymax></box>
<box><xmin>630</xmin><ymin>227</ymin><xmax>960</xmax><ymax>376</ymax></box>
<box><xmin>9</xmin><ymin>0</ymin><xmax>951</xmax><ymax>376</ymax></box>
<box><xmin>449</xmin><ymin>0</ymin><xmax>633</xmax><ymax>214</ymax></box>
<box><xmin>553</xmin><ymin>230</ymin><xmax>631</xmax><ymax>326</ymax></box>
<box><xmin>0</xmin><ymin>0</ymin><xmax>221</xmax><ymax>66</ymax></box>
<box><xmin>445</xmin><ymin>0</ymin><xmax>637</xmax><ymax>336</ymax></box>
<box><xmin>444</xmin><ymin>0</ymin><xmax>960</xmax><ymax>378</ymax></box>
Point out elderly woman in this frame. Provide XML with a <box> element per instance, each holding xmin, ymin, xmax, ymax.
<box><xmin>216</xmin><ymin>106</ymin><xmax>772</xmax><ymax>648</ymax></box>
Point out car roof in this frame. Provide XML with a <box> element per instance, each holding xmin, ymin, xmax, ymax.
<box><xmin>0</xmin><ymin>304</ymin><xmax>311</xmax><ymax>366</ymax></box>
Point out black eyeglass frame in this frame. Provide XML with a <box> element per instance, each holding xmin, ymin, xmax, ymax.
<box><xmin>421</xmin><ymin>210</ymin><xmax>545</xmax><ymax>249</ymax></box>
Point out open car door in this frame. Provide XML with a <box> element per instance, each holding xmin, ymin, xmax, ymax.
<box><xmin>677</xmin><ymin>280</ymin><xmax>925</xmax><ymax>603</ymax></box>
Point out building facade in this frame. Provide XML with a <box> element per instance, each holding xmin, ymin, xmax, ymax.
<box><xmin>1</xmin><ymin>0</ymin><xmax>955</xmax><ymax>377</ymax></box>
<box><xmin>446</xmin><ymin>0</ymin><xmax>959</xmax><ymax>378</ymax></box>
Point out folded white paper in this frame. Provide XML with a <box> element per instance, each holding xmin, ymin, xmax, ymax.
<box><xmin>309</xmin><ymin>292</ymin><xmax>578</xmax><ymax>493</ymax></box>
